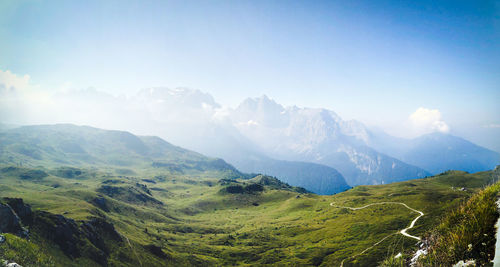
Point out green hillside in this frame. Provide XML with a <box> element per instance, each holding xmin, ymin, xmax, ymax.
<box><xmin>382</xmin><ymin>167</ymin><xmax>500</xmax><ymax>266</ymax></box>
<box><xmin>0</xmin><ymin>124</ymin><xmax>498</xmax><ymax>266</ymax></box>
<box><xmin>1</xmin><ymin>165</ymin><xmax>497</xmax><ymax>266</ymax></box>
<box><xmin>0</xmin><ymin>124</ymin><xmax>246</xmax><ymax>179</ymax></box>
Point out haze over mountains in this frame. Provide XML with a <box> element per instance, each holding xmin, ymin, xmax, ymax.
<box><xmin>230</xmin><ymin>95</ymin><xmax>430</xmax><ymax>186</ymax></box>
<box><xmin>129</xmin><ymin>88</ymin><xmax>499</xmax><ymax>185</ymax></box>
<box><xmin>0</xmin><ymin>124</ymin><xmax>238</xmax><ymax>174</ymax></box>
<box><xmin>1</xmin><ymin>87</ymin><xmax>499</xmax><ymax>192</ymax></box>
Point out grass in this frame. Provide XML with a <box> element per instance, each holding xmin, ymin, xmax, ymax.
<box><xmin>416</xmin><ymin>181</ymin><xmax>500</xmax><ymax>266</ymax></box>
<box><xmin>0</xmin><ymin>233</ymin><xmax>55</xmax><ymax>266</ymax></box>
<box><xmin>1</xmin><ymin>165</ymin><xmax>497</xmax><ymax>266</ymax></box>
<box><xmin>379</xmin><ymin>252</ymin><xmax>407</xmax><ymax>267</ymax></box>
<box><xmin>0</xmin><ymin>125</ymin><xmax>498</xmax><ymax>266</ymax></box>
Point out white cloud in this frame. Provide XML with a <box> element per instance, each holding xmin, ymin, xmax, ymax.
<box><xmin>409</xmin><ymin>107</ymin><xmax>450</xmax><ymax>134</ymax></box>
<box><xmin>0</xmin><ymin>70</ymin><xmax>55</xmax><ymax>124</ymax></box>
<box><xmin>0</xmin><ymin>70</ymin><xmax>228</xmax><ymax>147</ymax></box>
<box><xmin>0</xmin><ymin>70</ymin><xmax>31</xmax><ymax>93</ymax></box>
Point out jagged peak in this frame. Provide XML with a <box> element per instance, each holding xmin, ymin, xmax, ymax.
<box><xmin>136</xmin><ymin>87</ymin><xmax>220</xmax><ymax>108</ymax></box>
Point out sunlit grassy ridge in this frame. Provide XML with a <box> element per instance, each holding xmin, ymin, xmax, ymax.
<box><xmin>417</xmin><ymin>177</ymin><xmax>500</xmax><ymax>266</ymax></box>
<box><xmin>0</xmin><ymin>233</ymin><xmax>54</xmax><ymax>266</ymax></box>
<box><xmin>0</xmin><ymin>124</ymin><xmax>247</xmax><ymax>181</ymax></box>
<box><xmin>1</xmin><ymin>165</ymin><xmax>496</xmax><ymax>266</ymax></box>
<box><xmin>1</xmin><ymin>125</ymin><xmax>498</xmax><ymax>266</ymax></box>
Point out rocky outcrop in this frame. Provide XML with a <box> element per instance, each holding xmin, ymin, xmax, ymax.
<box><xmin>81</xmin><ymin>217</ymin><xmax>123</xmax><ymax>251</ymax></box>
<box><xmin>34</xmin><ymin>210</ymin><xmax>123</xmax><ymax>266</ymax></box>
<box><xmin>80</xmin><ymin>217</ymin><xmax>122</xmax><ymax>265</ymax></box>
<box><xmin>2</xmin><ymin>198</ymin><xmax>33</xmax><ymax>225</ymax></box>
<box><xmin>0</xmin><ymin>197</ymin><xmax>123</xmax><ymax>266</ymax></box>
<box><xmin>36</xmin><ymin>211</ymin><xmax>81</xmax><ymax>258</ymax></box>
<box><xmin>0</xmin><ymin>204</ymin><xmax>24</xmax><ymax>236</ymax></box>
<box><xmin>2</xmin><ymin>261</ymin><xmax>22</xmax><ymax>267</ymax></box>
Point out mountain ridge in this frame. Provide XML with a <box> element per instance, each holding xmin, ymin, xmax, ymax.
<box><xmin>230</xmin><ymin>95</ymin><xmax>431</xmax><ymax>186</ymax></box>
<box><xmin>0</xmin><ymin>123</ymin><xmax>350</xmax><ymax>195</ymax></box>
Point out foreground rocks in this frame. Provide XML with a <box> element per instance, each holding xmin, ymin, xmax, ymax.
<box><xmin>3</xmin><ymin>198</ymin><xmax>33</xmax><ymax>225</ymax></box>
<box><xmin>5</xmin><ymin>262</ymin><xmax>23</xmax><ymax>267</ymax></box>
<box><xmin>35</xmin><ymin>211</ymin><xmax>123</xmax><ymax>265</ymax></box>
<box><xmin>1</xmin><ymin>197</ymin><xmax>124</xmax><ymax>266</ymax></box>
<box><xmin>0</xmin><ymin>204</ymin><xmax>24</xmax><ymax>237</ymax></box>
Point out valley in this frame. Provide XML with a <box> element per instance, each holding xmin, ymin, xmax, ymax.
<box><xmin>2</xmin><ymin>2</ymin><xmax>499</xmax><ymax>266</ymax></box>
<box><xmin>0</xmin><ymin>124</ymin><xmax>498</xmax><ymax>266</ymax></box>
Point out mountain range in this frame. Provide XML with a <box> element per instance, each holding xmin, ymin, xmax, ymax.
<box><xmin>228</xmin><ymin>95</ymin><xmax>499</xmax><ymax>185</ymax></box>
<box><xmin>3</xmin><ymin>87</ymin><xmax>498</xmax><ymax>192</ymax></box>
<box><xmin>0</xmin><ymin>133</ymin><xmax>497</xmax><ymax>266</ymax></box>
<box><xmin>129</xmin><ymin>88</ymin><xmax>496</xmax><ymax>188</ymax></box>
<box><xmin>0</xmin><ymin>124</ymin><xmax>350</xmax><ymax>195</ymax></box>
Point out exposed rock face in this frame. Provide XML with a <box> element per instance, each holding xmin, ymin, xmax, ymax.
<box><xmin>36</xmin><ymin>211</ymin><xmax>81</xmax><ymax>258</ymax></box>
<box><xmin>0</xmin><ymin>197</ymin><xmax>124</xmax><ymax>266</ymax></box>
<box><xmin>2</xmin><ymin>198</ymin><xmax>33</xmax><ymax>225</ymax></box>
<box><xmin>35</xmin><ymin>210</ymin><xmax>123</xmax><ymax>266</ymax></box>
<box><xmin>230</xmin><ymin>96</ymin><xmax>431</xmax><ymax>186</ymax></box>
<box><xmin>0</xmin><ymin>204</ymin><xmax>23</xmax><ymax>235</ymax></box>
<box><xmin>81</xmin><ymin>217</ymin><xmax>123</xmax><ymax>252</ymax></box>
<box><xmin>80</xmin><ymin>217</ymin><xmax>122</xmax><ymax>265</ymax></box>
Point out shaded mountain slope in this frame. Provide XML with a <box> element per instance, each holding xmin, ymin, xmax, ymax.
<box><xmin>230</xmin><ymin>96</ymin><xmax>430</xmax><ymax>186</ymax></box>
<box><xmin>368</xmin><ymin>131</ymin><xmax>500</xmax><ymax>175</ymax></box>
<box><xmin>234</xmin><ymin>155</ymin><xmax>350</xmax><ymax>195</ymax></box>
<box><xmin>399</xmin><ymin>133</ymin><xmax>499</xmax><ymax>174</ymax></box>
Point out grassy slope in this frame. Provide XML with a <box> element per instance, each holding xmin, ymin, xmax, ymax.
<box><xmin>0</xmin><ymin>124</ymin><xmax>497</xmax><ymax>266</ymax></box>
<box><xmin>0</xmin><ymin>166</ymin><xmax>497</xmax><ymax>266</ymax></box>
<box><xmin>417</xmin><ymin>173</ymin><xmax>500</xmax><ymax>266</ymax></box>
<box><xmin>0</xmin><ymin>124</ymin><xmax>351</xmax><ymax>195</ymax></box>
<box><xmin>0</xmin><ymin>124</ymin><xmax>245</xmax><ymax>180</ymax></box>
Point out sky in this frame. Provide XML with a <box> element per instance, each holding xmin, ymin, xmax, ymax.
<box><xmin>0</xmin><ymin>0</ymin><xmax>499</xmax><ymax>151</ymax></box>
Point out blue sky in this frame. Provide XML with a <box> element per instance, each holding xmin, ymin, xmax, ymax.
<box><xmin>1</xmin><ymin>0</ymin><xmax>499</xmax><ymax>149</ymax></box>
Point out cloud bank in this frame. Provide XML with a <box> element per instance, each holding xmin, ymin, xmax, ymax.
<box><xmin>409</xmin><ymin>107</ymin><xmax>450</xmax><ymax>135</ymax></box>
<box><xmin>0</xmin><ymin>70</ymin><xmax>31</xmax><ymax>93</ymax></box>
<box><xmin>0</xmin><ymin>69</ymin><xmax>456</xmax><ymax>145</ymax></box>
<box><xmin>0</xmin><ymin>70</ymin><xmax>237</xmax><ymax>155</ymax></box>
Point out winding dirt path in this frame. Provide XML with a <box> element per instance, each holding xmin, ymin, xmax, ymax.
<box><xmin>330</xmin><ymin>201</ymin><xmax>424</xmax><ymax>266</ymax></box>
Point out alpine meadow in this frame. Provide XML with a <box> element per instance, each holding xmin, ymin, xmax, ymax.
<box><xmin>0</xmin><ymin>1</ymin><xmax>499</xmax><ymax>267</ymax></box>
